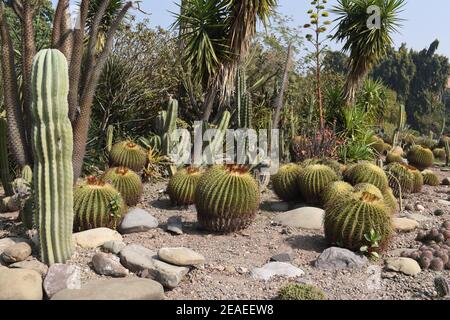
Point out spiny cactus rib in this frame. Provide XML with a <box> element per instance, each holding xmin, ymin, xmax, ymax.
<box><xmin>106</xmin><ymin>125</ymin><xmax>114</xmax><ymax>153</ymax></box>
<box><xmin>433</xmin><ymin>148</ymin><xmax>446</xmax><ymax>161</ymax></box>
<box><xmin>271</xmin><ymin>163</ymin><xmax>303</xmax><ymax>201</ymax></box>
<box><xmin>21</xmin><ymin>165</ymin><xmax>33</xmax><ymax>184</ymax></box>
<box><xmin>354</xmin><ymin>183</ymin><xmax>383</xmax><ymax>201</ymax></box>
<box><xmin>410</xmin><ymin>168</ymin><xmax>424</xmax><ymax>193</ymax></box>
<box><xmin>422</xmin><ymin>170</ymin><xmax>440</xmax><ymax>186</ymax></box>
<box><xmin>74</xmin><ymin>177</ymin><xmax>127</xmax><ymax>231</ymax></box>
<box><xmin>324</xmin><ymin>191</ymin><xmax>393</xmax><ymax>251</ymax></box>
<box><xmin>344</xmin><ymin>162</ymin><xmax>389</xmax><ymax>192</ymax></box>
<box><xmin>383</xmin><ymin>188</ymin><xmax>399</xmax><ymax>213</ymax></box>
<box><xmin>110</xmin><ymin>141</ymin><xmax>147</xmax><ymax>172</ymax></box>
<box><xmin>195</xmin><ymin>165</ymin><xmax>260</xmax><ymax>233</ymax></box>
<box><xmin>322</xmin><ymin>181</ymin><xmax>353</xmax><ymax>206</ymax></box>
<box><xmin>301</xmin><ymin>158</ymin><xmax>343</xmax><ymax>177</ymax></box>
<box><xmin>385</xmin><ymin>163</ymin><xmax>414</xmax><ymax>197</ymax></box>
<box><xmin>31</xmin><ymin>49</ymin><xmax>74</xmax><ymax>265</ymax></box>
<box><xmin>407</xmin><ymin>145</ymin><xmax>434</xmax><ymax>170</ymax></box>
<box><xmin>369</xmin><ymin>135</ymin><xmax>386</xmax><ymax>154</ymax></box>
<box><xmin>167</xmin><ymin>167</ymin><xmax>203</xmax><ymax>206</ymax></box>
<box><xmin>386</xmin><ymin>152</ymin><xmax>404</xmax><ymax>165</ymax></box>
<box><xmin>103</xmin><ymin>167</ymin><xmax>143</xmax><ymax>206</ymax></box>
<box><xmin>298</xmin><ymin>164</ymin><xmax>339</xmax><ymax>205</ymax></box>
<box><xmin>0</xmin><ymin>116</ymin><xmax>13</xmax><ymax>196</ymax></box>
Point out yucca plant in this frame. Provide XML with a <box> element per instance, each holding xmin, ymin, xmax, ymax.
<box><xmin>271</xmin><ymin>163</ymin><xmax>303</xmax><ymax>201</ymax></box>
<box><xmin>298</xmin><ymin>164</ymin><xmax>339</xmax><ymax>205</ymax></box>
<box><xmin>73</xmin><ymin>176</ymin><xmax>127</xmax><ymax>231</ymax></box>
<box><xmin>167</xmin><ymin>167</ymin><xmax>203</xmax><ymax>206</ymax></box>
<box><xmin>103</xmin><ymin>167</ymin><xmax>143</xmax><ymax>206</ymax></box>
<box><xmin>195</xmin><ymin>165</ymin><xmax>260</xmax><ymax>233</ymax></box>
<box><xmin>110</xmin><ymin>140</ymin><xmax>147</xmax><ymax>172</ymax></box>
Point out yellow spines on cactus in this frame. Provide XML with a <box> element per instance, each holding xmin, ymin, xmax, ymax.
<box><xmin>322</xmin><ymin>181</ymin><xmax>353</xmax><ymax>206</ymax></box>
<box><xmin>324</xmin><ymin>190</ymin><xmax>393</xmax><ymax>251</ymax></box>
<box><xmin>354</xmin><ymin>183</ymin><xmax>383</xmax><ymax>200</ymax></box>
<box><xmin>298</xmin><ymin>164</ymin><xmax>339</xmax><ymax>205</ymax></box>
<box><xmin>369</xmin><ymin>135</ymin><xmax>386</xmax><ymax>154</ymax></box>
<box><xmin>271</xmin><ymin>163</ymin><xmax>303</xmax><ymax>201</ymax></box>
<box><xmin>110</xmin><ymin>141</ymin><xmax>147</xmax><ymax>172</ymax></box>
<box><xmin>422</xmin><ymin>170</ymin><xmax>440</xmax><ymax>186</ymax></box>
<box><xmin>407</xmin><ymin>145</ymin><xmax>434</xmax><ymax>170</ymax></box>
<box><xmin>167</xmin><ymin>167</ymin><xmax>203</xmax><ymax>205</ymax></box>
<box><xmin>195</xmin><ymin>165</ymin><xmax>260</xmax><ymax>233</ymax></box>
<box><xmin>383</xmin><ymin>188</ymin><xmax>399</xmax><ymax>213</ymax></box>
<box><xmin>385</xmin><ymin>163</ymin><xmax>414</xmax><ymax>197</ymax></box>
<box><xmin>301</xmin><ymin>158</ymin><xmax>344</xmax><ymax>176</ymax></box>
<box><xmin>409</xmin><ymin>167</ymin><xmax>424</xmax><ymax>193</ymax></box>
<box><xmin>103</xmin><ymin>167</ymin><xmax>143</xmax><ymax>206</ymax></box>
<box><xmin>21</xmin><ymin>165</ymin><xmax>33</xmax><ymax>184</ymax></box>
<box><xmin>386</xmin><ymin>152</ymin><xmax>404</xmax><ymax>165</ymax></box>
<box><xmin>344</xmin><ymin>162</ymin><xmax>389</xmax><ymax>192</ymax></box>
<box><xmin>433</xmin><ymin>148</ymin><xmax>446</xmax><ymax>161</ymax></box>
<box><xmin>74</xmin><ymin>176</ymin><xmax>127</xmax><ymax>231</ymax></box>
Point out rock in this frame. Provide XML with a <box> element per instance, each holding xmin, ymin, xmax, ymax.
<box><xmin>140</xmin><ymin>259</ymin><xmax>189</xmax><ymax>289</ymax></box>
<box><xmin>270</xmin><ymin>253</ymin><xmax>293</xmax><ymax>263</ymax></box>
<box><xmin>1</xmin><ymin>242</ymin><xmax>32</xmax><ymax>263</ymax></box>
<box><xmin>158</xmin><ymin>247</ymin><xmax>206</xmax><ymax>266</ymax></box>
<box><xmin>393</xmin><ymin>218</ymin><xmax>419</xmax><ymax>232</ymax></box>
<box><xmin>438</xmin><ymin>200</ymin><xmax>450</xmax><ymax>206</ymax></box>
<box><xmin>237</xmin><ymin>266</ymin><xmax>249</xmax><ymax>274</ymax></box>
<box><xmin>91</xmin><ymin>252</ymin><xmax>129</xmax><ymax>277</ymax></box>
<box><xmin>389</xmin><ymin>248</ymin><xmax>417</xmax><ymax>257</ymax></box>
<box><xmin>0</xmin><ymin>237</ymin><xmax>30</xmax><ymax>255</ymax></box>
<box><xmin>415</xmin><ymin>203</ymin><xmax>425</xmax><ymax>212</ymax></box>
<box><xmin>119</xmin><ymin>244</ymin><xmax>156</xmax><ymax>272</ymax></box>
<box><xmin>166</xmin><ymin>216</ymin><xmax>183</xmax><ymax>235</ymax></box>
<box><xmin>315</xmin><ymin>247</ymin><xmax>368</xmax><ymax>270</ymax></box>
<box><xmin>9</xmin><ymin>260</ymin><xmax>48</xmax><ymax>277</ymax></box>
<box><xmin>273</xmin><ymin>207</ymin><xmax>324</xmax><ymax>230</ymax></box>
<box><xmin>73</xmin><ymin>228</ymin><xmax>123</xmax><ymax>249</ymax></box>
<box><xmin>404</xmin><ymin>204</ymin><xmax>413</xmax><ymax>211</ymax></box>
<box><xmin>2</xmin><ymin>196</ymin><xmax>20</xmax><ymax>212</ymax></box>
<box><xmin>51</xmin><ymin>278</ymin><xmax>164</xmax><ymax>300</ymax></box>
<box><xmin>385</xmin><ymin>257</ymin><xmax>421</xmax><ymax>276</ymax></box>
<box><xmin>43</xmin><ymin>264</ymin><xmax>81</xmax><ymax>298</ymax></box>
<box><xmin>270</xmin><ymin>202</ymin><xmax>290</xmax><ymax>212</ymax></box>
<box><xmin>406</xmin><ymin>213</ymin><xmax>431</xmax><ymax>222</ymax></box>
<box><xmin>118</xmin><ymin>208</ymin><xmax>158</xmax><ymax>234</ymax></box>
<box><xmin>0</xmin><ymin>267</ymin><xmax>43</xmax><ymax>300</ymax></box>
<box><xmin>251</xmin><ymin>262</ymin><xmax>304</xmax><ymax>281</ymax></box>
<box><xmin>102</xmin><ymin>240</ymin><xmax>126</xmax><ymax>255</ymax></box>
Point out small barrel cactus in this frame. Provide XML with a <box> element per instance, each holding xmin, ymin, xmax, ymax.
<box><xmin>167</xmin><ymin>167</ymin><xmax>203</xmax><ymax>205</ymax></box>
<box><xmin>383</xmin><ymin>188</ymin><xmax>399</xmax><ymax>213</ymax></box>
<box><xmin>407</xmin><ymin>145</ymin><xmax>434</xmax><ymax>170</ymax></box>
<box><xmin>324</xmin><ymin>190</ymin><xmax>393</xmax><ymax>251</ymax></box>
<box><xmin>271</xmin><ymin>163</ymin><xmax>303</xmax><ymax>201</ymax></box>
<box><xmin>278</xmin><ymin>284</ymin><xmax>326</xmax><ymax>300</ymax></box>
<box><xmin>103</xmin><ymin>167</ymin><xmax>143</xmax><ymax>206</ymax></box>
<box><xmin>301</xmin><ymin>158</ymin><xmax>343</xmax><ymax>176</ymax></box>
<box><xmin>195</xmin><ymin>165</ymin><xmax>260</xmax><ymax>233</ymax></box>
<box><xmin>385</xmin><ymin>163</ymin><xmax>414</xmax><ymax>197</ymax></box>
<box><xmin>354</xmin><ymin>183</ymin><xmax>384</xmax><ymax>200</ymax></box>
<box><xmin>410</xmin><ymin>168</ymin><xmax>424</xmax><ymax>193</ymax></box>
<box><xmin>344</xmin><ymin>162</ymin><xmax>389</xmax><ymax>192</ymax></box>
<box><xmin>433</xmin><ymin>148</ymin><xmax>446</xmax><ymax>161</ymax></box>
<box><xmin>298</xmin><ymin>165</ymin><xmax>339</xmax><ymax>205</ymax></box>
<box><xmin>74</xmin><ymin>176</ymin><xmax>127</xmax><ymax>231</ymax></box>
<box><xmin>322</xmin><ymin>181</ymin><xmax>353</xmax><ymax>206</ymax></box>
<box><xmin>110</xmin><ymin>141</ymin><xmax>147</xmax><ymax>172</ymax></box>
<box><xmin>386</xmin><ymin>151</ymin><xmax>404</xmax><ymax>165</ymax></box>
<box><xmin>422</xmin><ymin>170</ymin><xmax>440</xmax><ymax>186</ymax></box>
<box><xmin>369</xmin><ymin>135</ymin><xmax>386</xmax><ymax>154</ymax></box>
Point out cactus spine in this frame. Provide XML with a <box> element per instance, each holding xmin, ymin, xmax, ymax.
<box><xmin>31</xmin><ymin>49</ymin><xmax>74</xmax><ymax>265</ymax></box>
<box><xmin>0</xmin><ymin>115</ymin><xmax>13</xmax><ymax>196</ymax></box>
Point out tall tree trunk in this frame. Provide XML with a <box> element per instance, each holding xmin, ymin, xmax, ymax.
<box><xmin>272</xmin><ymin>44</ymin><xmax>293</xmax><ymax>129</ymax></box>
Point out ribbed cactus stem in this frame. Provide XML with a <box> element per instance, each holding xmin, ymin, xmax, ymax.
<box><xmin>31</xmin><ymin>49</ymin><xmax>74</xmax><ymax>265</ymax></box>
<box><xmin>106</xmin><ymin>125</ymin><xmax>114</xmax><ymax>153</ymax></box>
<box><xmin>393</xmin><ymin>104</ymin><xmax>406</xmax><ymax>147</ymax></box>
<box><xmin>208</xmin><ymin>111</ymin><xmax>231</xmax><ymax>162</ymax></box>
<box><xmin>445</xmin><ymin>139</ymin><xmax>450</xmax><ymax>167</ymax></box>
<box><xmin>21</xmin><ymin>165</ymin><xmax>33</xmax><ymax>184</ymax></box>
<box><xmin>0</xmin><ymin>116</ymin><xmax>13</xmax><ymax>196</ymax></box>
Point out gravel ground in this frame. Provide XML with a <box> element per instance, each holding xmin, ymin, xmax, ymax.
<box><xmin>1</xmin><ymin>166</ymin><xmax>449</xmax><ymax>300</ymax></box>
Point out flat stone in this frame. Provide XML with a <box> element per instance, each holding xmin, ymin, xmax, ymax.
<box><xmin>385</xmin><ymin>257</ymin><xmax>421</xmax><ymax>276</ymax></box>
<box><xmin>251</xmin><ymin>262</ymin><xmax>304</xmax><ymax>281</ymax></box>
<box><xmin>1</xmin><ymin>242</ymin><xmax>32</xmax><ymax>263</ymax></box>
<box><xmin>51</xmin><ymin>278</ymin><xmax>165</xmax><ymax>300</ymax></box>
<box><xmin>73</xmin><ymin>228</ymin><xmax>123</xmax><ymax>249</ymax></box>
<box><xmin>389</xmin><ymin>248</ymin><xmax>417</xmax><ymax>257</ymax></box>
<box><xmin>273</xmin><ymin>207</ymin><xmax>324</xmax><ymax>230</ymax></box>
<box><xmin>0</xmin><ymin>267</ymin><xmax>43</xmax><ymax>300</ymax></box>
<box><xmin>139</xmin><ymin>259</ymin><xmax>190</xmax><ymax>289</ymax></box>
<box><xmin>405</xmin><ymin>213</ymin><xmax>431</xmax><ymax>222</ymax></box>
<box><xmin>118</xmin><ymin>208</ymin><xmax>158</xmax><ymax>234</ymax></box>
<box><xmin>9</xmin><ymin>260</ymin><xmax>49</xmax><ymax>277</ymax></box>
<box><xmin>393</xmin><ymin>218</ymin><xmax>419</xmax><ymax>232</ymax></box>
<box><xmin>270</xmin><ymin>202</ymin><xmax>290</xmax><ymax>212</ymax></box>
<box><xmin>43</xmin><ymin>264</ymin><xmax>81</xmax><ymax>298</ymax></box>
<box><xmin>119</xmin><ymin>244</ymin><xmax>156</xmax><ymax>273</ymax></box>
<box><xmin>438</xmin><ymin>200</ymin><xmax>450</xmax><ymax>206</ymax></box>
<box><xmin>0</xmin><ymin>237</ymin><xmax>30</xmax><ymax>255</ymax></box>
<box><xmin>102</xmin><ymin>240</ymin><xmax>126</xmax><ymax>255</ymax></box>
<box><xmin>166</xmin><ymin>216</ymin><xmax>183</xmax><ymax>235</ymax></box>
<box><xmin>315</xmin><ymin>247</ymin><xmax>368</xmax><ymax>270</ymax></box>
<box><xmin>158</xmin><ymin>247</ymin><xmax>206</xmax><ymax>266</ymax></box>
<box><xmin>270</xmin><ymin>253</ymin><xmax>293</xmax><ymax>263</ymax></box>
<box><xmin>92</xmin><ymin>253</ymin><xmax>129</xmax><ymax>277</ymax></box>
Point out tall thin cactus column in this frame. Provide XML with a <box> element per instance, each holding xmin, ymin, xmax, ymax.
<box><xmin>235</xmin><ymin>68</ymin><xmax>252</xmax><ymax>129</ymax></box>
<box><xmin>392</xmin><ymin>104</ymin><xmax>406</xmax><ymax>147</ymax></box>
<box><xmin>31</xmin><ymin>49</ymin><xmax>74</xmax><ymax>265</ymax></box>
<box><xmin>0</xmin><ymin>114</ymin><xmax>13</xmax><ymax>196</ymax></box>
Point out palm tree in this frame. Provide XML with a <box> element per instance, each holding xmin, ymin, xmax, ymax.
<box><xmin>175</xmin><ymin>0</ymin><xmax>277</xmax><ymax>121</ymax></box>
<box><xmin>333</xmin><ymin>0</ymin><xmax>405</xmax><ymax>106</ymax></box>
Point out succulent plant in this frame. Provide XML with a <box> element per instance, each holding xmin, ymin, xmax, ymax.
<box><xmin>21</xmin><ymin>165</ymin><xmax>33</xmax><ymax>184</ymax></box>
<box><xmin>298</xmin><ymin>164</ymin><xmax>339</xmax><ymax>205</ymax></box>
<box><xmin>103</xmin><ymin>167</ymin><xmax>143</xmax><ymax>206</ymax></box>
<box><xmin>322</xmin><ymin>181</ymin><xmax>353</xmax><ymax>206</ymax></box>
<box><xmin>369</xmin><ymin>135</ymin><xmax>386</xmax><ymax>154</ymax></box>
<box><xmin>433</xmin><ymin>148</ymin><xmax>446</xmax><ymax>161</ymax></box>
<box><xmin>324</xmin><ymin>190</ymin><xmax>393</xmax><ymax>251</ymax></box>
<box><xmin>0</xmin><ymin>115</ymin><xmax>13</xmax><ymax>196</ymax></box>
<box><xmin>353</xmin><ymin>183</ymin><xmax>384</xmax><ymax>200</ymax></box>
<box><xmin>73</xmin><ymin>176</ymin><xmax>127</xmax><ymax>231</ymax></box>
<box><xmin>344</xmin><ymin>162</ymin><xmax>389</xmax><ymax>192</ymax></box>
<box><xmin>410</xmin><ymin>168</ymin><xmax>424</xmax><ymax>193</ymax></box>
<box><xmin>385</xmin><ymin>152</ymin><xmax>404</xmax><ymax>165</ymax></box>
<box><xmin>382</xmin><ymin>188</ymin><xmax>399</xmax><ymax>213</ymax></box>
<box><xmin>385</xmin><ymin>163</ymin><xmax>414</xmax><ymax>197</ymax></box>
<box><xmin>110</xmin><ymin>141</ymin><xmax>147</xmax><ymax>172</ymax></box>
<box><xmin>278</xmin><ymin>284</ymin><xmax>326</xmax><ymax>300</ymax></box>
<box><xmin>301</xmin><ymin>158</ymin><xmax>343</xmax><ymax>176</ymax></box>
<box><xmin>434</xmin><ymin>277</ymin><xmax>450</xmax><ymax>298</ymax></box>
<box><xmin>422</xmin><ymin>170</ymin><xmax>440</xmax><ymax>186</ymax></box>
<box><xmin>167</xmin><ymin>167</ymin><xmax>203</xmax><ymax>205</ymax></box>
<box><xmin>195</xmin><ymin>165</ymin><xmax>260</xmax><ymax>233</ymax></box>
<box><xmin>407</xmin><ymin>145</ymin><xmax>434</xmax><ymax>170</ymax></box>
<box><xmin>271</xmin><ymin>163</ymin><xmax>303</xmax><ymax>201</ymax></box>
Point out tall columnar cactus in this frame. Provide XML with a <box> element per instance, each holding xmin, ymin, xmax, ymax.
<box><xmin>407</xmin><ymin>145</ymin><xmax>434</xmax><ymax>170</ymax></box>
<box><xmin>106</xmin><ymin>125</ymin><xmax>114</xmax><ymax>154</ymax></box>
<box><xmin>31</xmin><ymin>49</ymin><xmax>74</xmax><ymax>265</ymax></box>
<box><xmin>271</xmin><ymin>163</ymin><xmax>303</xmax><ymax>202</ymax></box>
<box><xmin>235</xmin><ymin>68</ymin><xmax>252</xmax><ymax>129</ymax></box>
<box><xmin>0</xmin><ymin>115</ymin><xmax>13</xmax><ymax>196</ymax></box>
<box><xmin>167</xmin><ymin>167</ymin><xmax>203</xmax><ymax>205</ymax></box>
<box><xmin>392</xmin><ymin>104</ymin><xmax>406</xmax><ymax>147</ymax></box>
<box><xmin>344</xmin><ymin>162</ymin><xmax>389</xmax><ymax>192</ymax></box>
<box><xmin>445</xmin><ymin>139</ymin><xmax>450</xmax><ymax>167</ymax></box>
<box><xmin>298</xmin><ymin>165</ymin><xmax>339</xmax><ymax>205</ymax></box>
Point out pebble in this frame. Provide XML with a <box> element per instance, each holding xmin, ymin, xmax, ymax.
<box><xmin>102</xmin><ymin>240</ymin><xmax>126</xmax><ymax>255</ymax></box>
<box><xmin>118</xmin><ymin>208</ymin><xmax>159</xmax><ymax>234</ymax></box>
<box><xmin>91</xmin><ymin>252</ymin><xmax>129</xmax><ymax>277</ymax></box>
<box><xmin>1</xmin><ymin>242</ymin><xmax>32</xmax><ymax>263</ymax></box>
<box><xmin>315</xmin><ymin>247</ymin><xmax>368</xmax><ymax>270</ymax></box>
<box><xmin>158</xmin><ymin>247</ymin><xmax>206</xmax><ymax>266</ymax></box>
<box><xmin>166</xmin><ymin>216</ymin><xmax>183</xmax><ymax>235</ymax></box>
<box><xmin>73</xmin><ymin>228</ymin><xmax>123</xmax><ymax>249</ymax></box>
<box><xmin>385</xmin><ymin>257</ymin><xmax>421</xmax><ymax>276</ymax></box>
<box><xmin>273</xmin><ymin>207</ymin><xmax>325</xmax><ymax>230</ymax></box>
<box><xmin>43</xmin><ymin>264</ymin><xmax>81</xmax><ymax>298</ymax></box>
<box><xmin>251</xmin><ymin>262</ymin><xmax>304</xmax><ymax>281</ymax></box>
<box><xmin>393</xmin><ymin>218</ymin><xmax>419</xmax><ymax>232</ymax></box>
